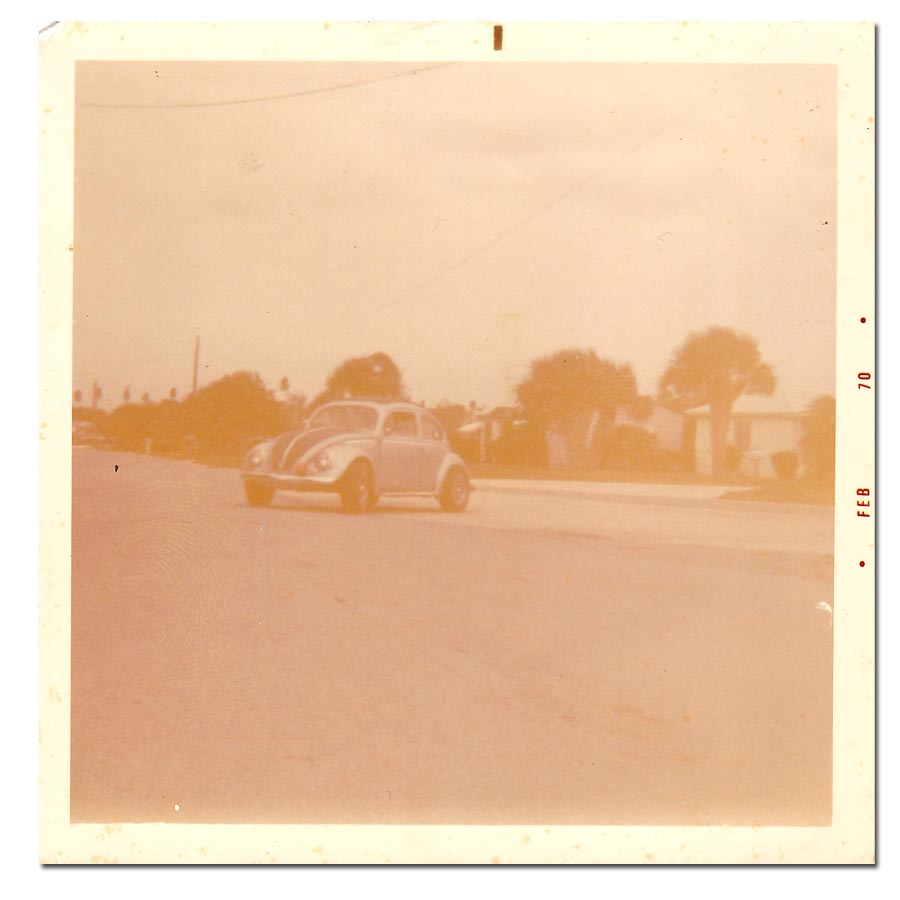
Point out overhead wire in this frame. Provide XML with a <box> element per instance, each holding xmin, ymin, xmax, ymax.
<box><xmin>77</xmin><ymin>61</ymin><xmax>458</xmax><ymax>109</ymax></box>
<box><xmin>308</xmin><ymin>66</ymin><xmax>754</xmax><ymax>340</ymax></box>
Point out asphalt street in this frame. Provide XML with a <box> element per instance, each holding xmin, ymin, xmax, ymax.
<box><xmin>70</xmin><ymin>447</ymin><xmax>834</xmax><ymax>825</ymax></box>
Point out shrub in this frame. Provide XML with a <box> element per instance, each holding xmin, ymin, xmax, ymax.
<box><xmin>182</xmin><ymin>371</ymin><xmax>286</xmax><ymax>463</ymax></box>
<box><xmin>800</xmin><ymin>395</ymin><xmax>835</xmax><ymax>482</ymax></box>
<box><xmin>601</xmin><ymin>424</ymin><xmax>657</xmax><ymax>470</ymax></box>
<box><xmin>771</xmin><ymin>450</ymin><xmax>799</xmax><ymax>479</ymax></box>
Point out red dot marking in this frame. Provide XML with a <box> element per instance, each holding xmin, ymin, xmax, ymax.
<box><xmin>859</xmin><ymin>561</ymin><xmax>866</xmax><ymax>567</ymax></box>
<box><xmin>860</xmin><ymin>317</ymin><xmax>867</xmax><ymax>323</ymax></box>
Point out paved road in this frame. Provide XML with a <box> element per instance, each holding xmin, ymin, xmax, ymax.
<box><xmin>71</xmin><ymin>448</ymin><xmax>834</xmax><ymax>825</ymax></box>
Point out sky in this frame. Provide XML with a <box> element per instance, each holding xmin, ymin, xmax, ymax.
<box><xmin>73</xmin><ymin>60</ymin><xmax>837</xmax><ymax>411</ymax></box>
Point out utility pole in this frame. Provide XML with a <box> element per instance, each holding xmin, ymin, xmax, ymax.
<box><xmin>191</xmin><ymin>336</ymin><xmax>200</xmax><ymax>395</ymax></box>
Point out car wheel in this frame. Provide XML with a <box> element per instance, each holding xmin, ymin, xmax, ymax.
<box><xmin>340</xmin><ymin>460</ymin><xmax>374</xmax><ymax>513</ymax></box>
<box><xmin>244</xmin><ymin>481</ymin><xmax>274</xmax><ymax>508</ymax></box>
<box><xmin>439</xmin><ymin>468</ymin><xmax>470</xmax><ymax>512</ymax></box>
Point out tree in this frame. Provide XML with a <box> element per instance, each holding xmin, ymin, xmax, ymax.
<box><xmin>799</xmin><ymin>394</ymin><xmax>835</xmax><ymax>483</ymax></box>
<box><xmin>314</xmin><ymin>352</ymin><xmax>405</xmax><ymax>407</ymax></box>
<box><xmin>123</xmin><ymin>387</ymin><xmax>131</xmax><ymax>404</ymax></box>
<box><xmin>169</xmin><ymin>386</ymin><xmax>178</xmax><ymax>400</ymax></box>
<box><xmin>152</xmin><ymin>398</ymin><xmax>188</xmax><ymax>455</ymax></box>
<box><xmin>103</xmin><ymin>402</ymin><xmax>157</xmax><ymax>453</ymax></box>
<box><xmin>628</xmin><ymin>394</ymin><xmax>654</xmax><ymax>423</ymax></box>
<box><xmin>284</xmin><ymin>393</ymin><xmax>308</xmax><ymax>429</ymax></box>
<box><xmin>430</xmin><ymin>402</ymin><xmax>470</xmax><ymax>439</ymax></box>
<box><xmin>658</xmin><ymin>327</ymin><xmax>775</xmax><ymax>475</ymax></box>
<box><xmin>515</xmin><ymin>348</ymin><xmax>638</xmax><ymax>466</ymax></box>
<box><xmin>73</xmin><ymin>389</ymin><xmax>82</xmax><ymax>405</ymax></box>
<box><xmin>183</xmin><ymin>371</ymin><xmax>286</xmax><ymax>462</ymax></box>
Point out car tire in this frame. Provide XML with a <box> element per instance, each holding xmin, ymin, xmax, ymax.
<box><xmin>340</xmin><ymin>460</ymin><xmax>374</xmax><ymax>513</ymax></box>
<box><xmin>244</xmin><ymin>481</ymin><xmax>274</xmax><ymax>508</ymax></box>
<box><xmin>439</xmin><ymin>467</ymin><xmax>470</xmax><ymax>512</ymax></box>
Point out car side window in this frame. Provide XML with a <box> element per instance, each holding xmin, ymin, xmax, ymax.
<box><xmin>420</xmin><ymin>415</ymin><xmax>444</xmax><ymax>442</ymax></box>
<box><xmin>384</xmin><ymin>411</ymin><xmax>418</xmax><ymax>438</ymax></box>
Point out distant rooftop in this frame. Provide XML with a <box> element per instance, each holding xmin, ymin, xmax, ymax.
<box><xmin>684</xmin><ymin>391</ymin><xmax>808</xmax><ymax>418</ymax></box>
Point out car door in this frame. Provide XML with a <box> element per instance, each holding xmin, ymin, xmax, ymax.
<box><xmin>418</xmin><ymin>413</ymin><xmax>447</xmax><ymax>493</ymax></box>
<box><xmin>379</xmin><ymin>411</ymin><xmax>423</xmax><ymax>492</ymax></box>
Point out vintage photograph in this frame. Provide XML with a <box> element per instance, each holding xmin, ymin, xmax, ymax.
<box><xmin>68</xmin><ymin>55</ymin><xmax>838</xmax><ymax>829</ymax></box>
<box><xmin>37</xmin><ymin>21</ymin><xmax>875</xmax><ymax>863</ymax></box>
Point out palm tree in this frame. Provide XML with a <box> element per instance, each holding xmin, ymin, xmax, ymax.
<box><xmin>658</xmin><ymin>327</ymin><xmax>776</xmax><ymax>475</ymax></box>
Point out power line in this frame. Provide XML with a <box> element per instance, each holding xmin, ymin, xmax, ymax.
<box><xmin>85</xmin><ymin>66</ymin><xmax>754</xmax><ymax>398</ymax></box>
<box><xmin>77</xmin><ymin>62</ymin><xmax>458</xmax><ymax>110</ymax></box>
<box><xmin>359</xmin><ymin>67</ymin><xmax>753</xmax><ymax>326</ymax></box>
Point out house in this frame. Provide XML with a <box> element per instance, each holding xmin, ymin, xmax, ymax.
<box><xmin>611</xmin><ymin>402</ymin><xmax>685</xmax><ymax>452</ymax></box>
<box><xmin>460</xmin><ymin>402</ymin><xmax>688</xmax><ymax>469</ymax></box>
<box><xmin>455</xmin><ymin>406</ymin><xmax>523</xmax><ymax>463</ymax></box>
<box><xmin>683</xmin><ymin>394</ymin><xmax>808</xmax><ymax>478</ymax></box>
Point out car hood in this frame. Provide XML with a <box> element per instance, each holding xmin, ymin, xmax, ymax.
<box><xmin>271</xmin><ymin>427</ymin><xmax>370</xmax><ymax>472</ymax></box>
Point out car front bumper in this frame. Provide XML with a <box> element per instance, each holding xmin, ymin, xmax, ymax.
<box><xmin>242</xmin><ymin>471</ymin><xmax>340</xmax><ymax>493</ymax></box>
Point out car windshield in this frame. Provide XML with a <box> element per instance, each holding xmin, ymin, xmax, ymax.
<box><xmin>307</xmin><ymin>404</ymin><xmax>378</xmax><ymax>433</ymax></box>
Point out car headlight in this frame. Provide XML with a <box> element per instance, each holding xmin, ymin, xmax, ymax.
<box><xmin>313</xmin><ymin>450</ymin><xmax>331</xmax><ymax>471</ymax></box>
<box><xmin>246</xmin><ymin>447</ymin><xmax>266</xmax><ymax>468</ymax></box>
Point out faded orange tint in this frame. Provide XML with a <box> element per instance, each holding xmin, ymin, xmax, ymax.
<box><xmin>70</xmin><ymin>60</ymin><xmax>835</xmax><ymax>827</ymax></box>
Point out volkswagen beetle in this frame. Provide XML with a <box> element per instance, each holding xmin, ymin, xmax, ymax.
<box><xmin>241</xmin><ymin>399</ymin><xmax>471</xmax><ymax>513</ymax></box>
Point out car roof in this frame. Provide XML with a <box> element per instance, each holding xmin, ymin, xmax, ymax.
<box><xmin>321</xmin><ymin>398</ymin><xmax>424</xmax><ymax>411</ymax></box>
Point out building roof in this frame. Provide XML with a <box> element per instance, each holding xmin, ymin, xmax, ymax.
<box><xmin>683</xmin><ymin>392</ymin><xmax>806</xmax><ymax>419</ymax></box>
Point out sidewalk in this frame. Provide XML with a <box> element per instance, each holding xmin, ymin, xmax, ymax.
<box><xmin>471</xmin><ymin>478</ymin><xmax>733</xmax><ymax>503</ymax></box>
